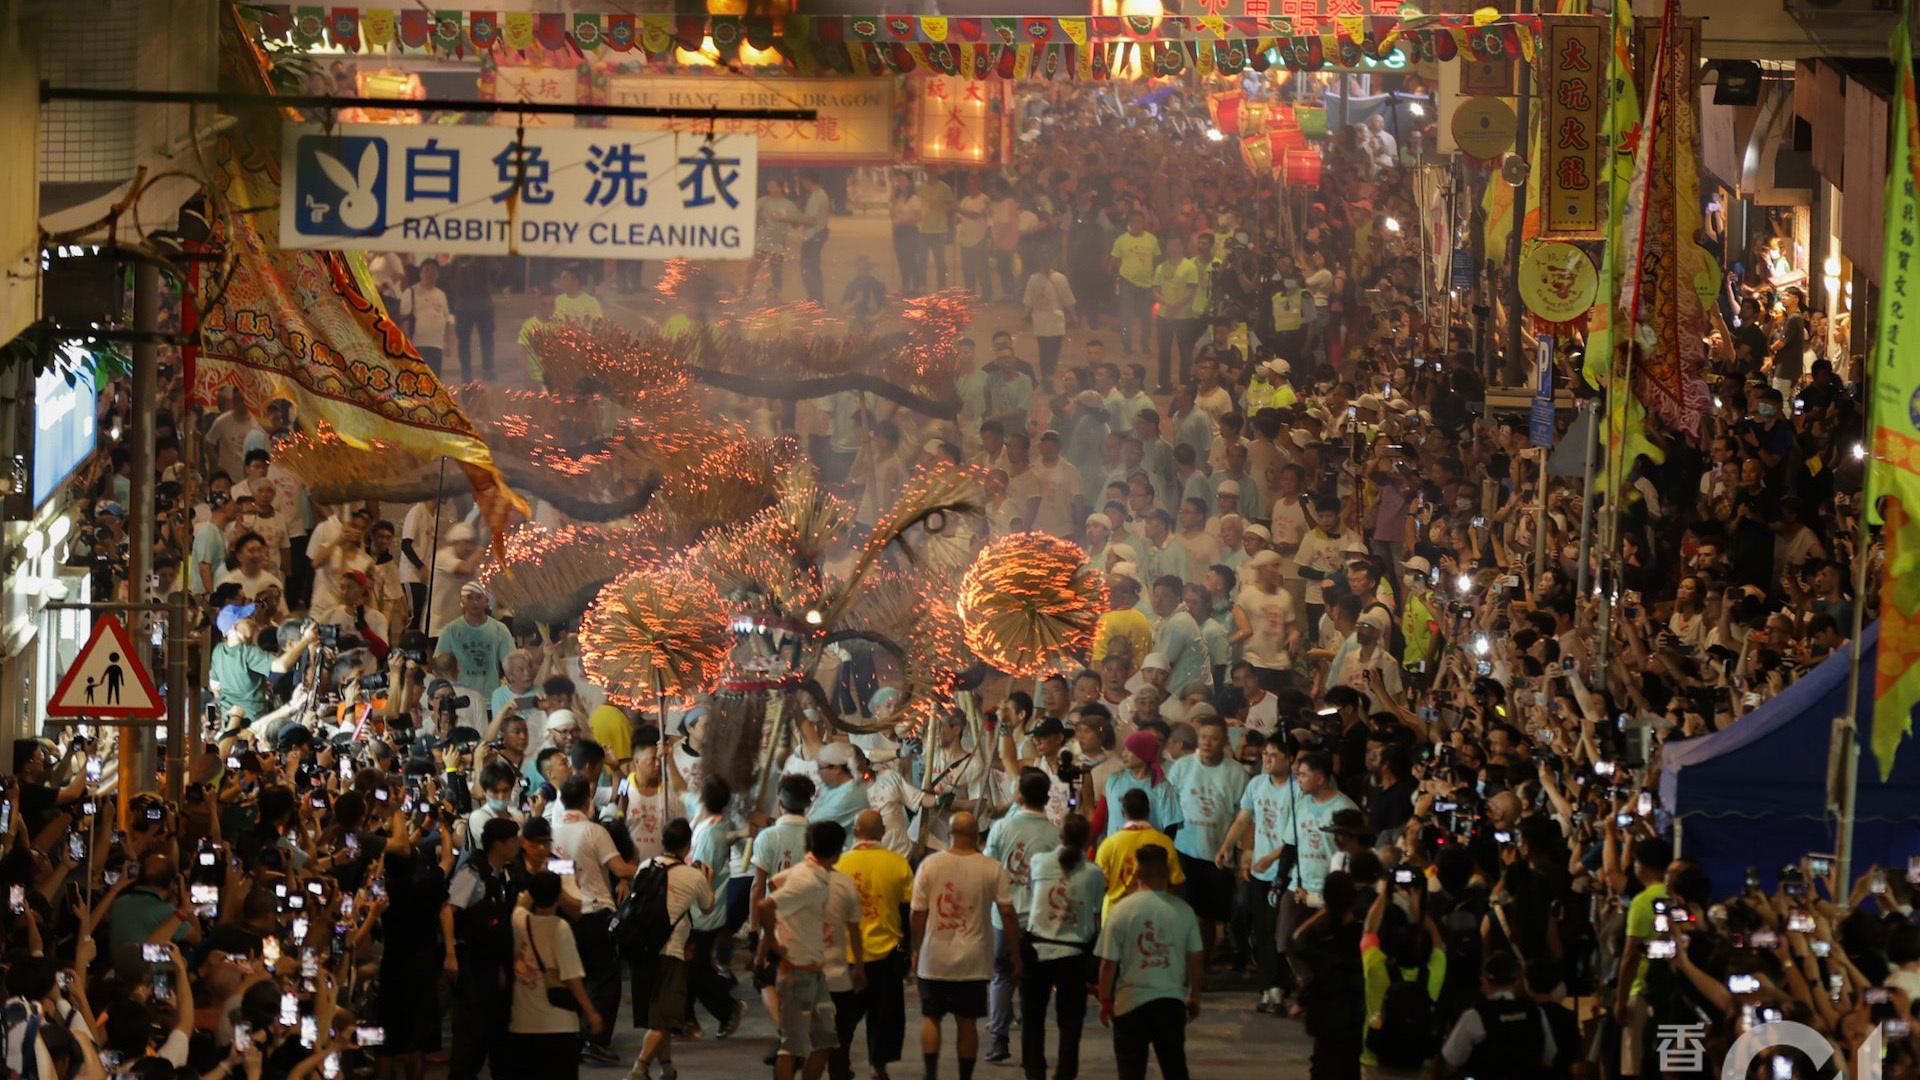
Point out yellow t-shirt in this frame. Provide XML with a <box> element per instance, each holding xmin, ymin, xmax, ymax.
<box><xmin>1094</xmin><ymin>823</ymin><xmax>1185</xmax><ymax>917</ymax></box>
<box><xmin>588</xmin><ymin>704</ymin><xmax>632</xmax><ymax>762</ymax></box>
<box><xmin>918</xmin><ymin>180</ymin><xmax>954</xmax><ymax>235</ymax></box>
<box><xmin>552</xmin><ymin>292</ymin><xmax>604</xmax><ymax>321</ymax></box>
<box><xmin>1111</xmin><ymin>232</ymin><xmax>1162</xmax><ymax>289</ymax></box>
<box><xmin>837</xmin><ymin>843</ymin><xmax>915</xmax><ymax>960</ymax></box>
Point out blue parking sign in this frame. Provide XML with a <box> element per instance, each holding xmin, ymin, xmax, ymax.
<box><xmin>291</xmin><ymin>134</ymin><xmax>387</xmax><ymax>238</ymax></box>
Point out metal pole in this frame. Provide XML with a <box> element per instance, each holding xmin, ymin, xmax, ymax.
<box><xmin>1441</xmin><ymin>170</ymin><xmax>1456</xmax><ymax>358</ymax></box>
<box><xmin>1575</xmin><ymin>398</ymin><xmax>1601</xmax><ymax>598</ymax></box>
<box><xmin>1504</xmin><ymin>9</ymin><xmax>1532</xmax><ymax>388</ymax></box>
<box><xmin>123</xmin><ymin>263</ymin><xmax>160</xmax><ymax>803</ymax></box>
<box><xmin>1532</xmin><ymin>447</ymin><xmax>1549</xmax><ymax>575</ymax></box>
<box><xmin>40</xmin><ymin>83</ymin><xmax>817</xmax><ymax>123</ymax></box>
<box><xmin>421</xmin><ymin>459</ymin><xmax>448</xmax><ymax>636</ymax></box>
<box><xmin>1831</xmin><ymin>354</ymin><xmax>1875</xmax><ymax>890</ymax></box>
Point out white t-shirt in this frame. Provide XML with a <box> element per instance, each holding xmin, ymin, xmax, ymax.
<box><xmin>625</xmin><ymin>784</ymin><xmax>670</xmax><ymax>863</ymax></box>
<box><xmin>955</xmin><ymin>192</ymin><xmax>991</xmax><ymax>248</ymax></box>
<box><xmin>1015</xmin><ymin>458</ymin><xmax>1083</xmax><ymax>538</ymax></box>
<box><xmin>1243</xmin><ymin>690</ymin><xmax>1280</xmax><ymax>736</ymax></box>
<box><xmin>1023</xmin><ymin>271</ymin><xmax>1077</xmax><ymax>338</ymax></box>
<box><xmin>658</xmin><ymin>859</ymin><xmax>713</xmax><ymax>959</ymax></box>
<box><xmin>314</xmin><ymin>603</ymin><xmax>389</xmax><ymax>644</ymax></box>
<box><xmin>550</xmin><ymin>810</ymin><xmax>621</xmax><ymax>913</ymax></box>
<box><xmin>263</xmin><ymin>464</ymin><xmax>310</xmax><ymax>537</ymax></box>
<box><xmin>399</xmin><ymin>502</ymin><xmax>449</xmax><ymax>586</ymax></box>
<box><xmin>823</xmin><ymin>870</ymin><xmax>864</xmax><ymax>992</ymax></box>
<box><xmin>216</xmin><ymin>567</ymin><xmax>284</xmax><ymax>602</ymax></box>
<box><xmin>1267</xmin><ymin>497</ymin><xmax>1312</xmax><ymax>573</ymax></box>
<box><xmin>865</xmin><ymin>769</ymin><xmax>923</xmax><ymax>858</ymax></box>
<box><xmin>911</xmin><ymin>849</ymin><xmax>1011</xmax><ymax>981</ymax></box>
<box><xmin>429</xmin><ymin>547</ymin><xmax>476</xmax><ymax>637</ymax></box>
<box><xmin>240</xmin><ymin>508</ymin><xmax>289</xmax><ymax>557</ymax></box>
<box><xmin>401</xmin><ymin>283</ymin><xmax>451</xmax><ymax>347</ymax></box>
<box><xmin>1236</xmin><ymin>583</ymin><xmax>1297</xmax><ymax>671</ymax></box>
<box><xmin>769</xmin><ymin>858</ymin><xmax>832</xmax><ymax>969</ymax></box>
<box><xmin>1293</xmin><ymin>528</ymin><xmax>1367</xmax><ymax>604</ymax></box>
<box><xmin>204</xmin><ymin>412</ymin><xmax>261</xmax><ymax>482</ymax></box>
<box><xmin>509</xmin><ymin>907</ymin><xmax>583</xmax><ymax>1034</ymax></box>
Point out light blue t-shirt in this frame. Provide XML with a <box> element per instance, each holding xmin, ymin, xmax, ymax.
<box><xmin>1289</xmin><ymin>791</ymin><xmax>1359</xmax><ymax>894</ymax></box>
<box><xmin>689</xmin><ymin>813</ymin><xmax>732</xmax><ymax>932</ymax></box>
<box><xmin>1201</xmin><ymin>617</ymin><xmax>1233</xmax><ymax>680</ymax></box>
<box><xmin>984</xmin><ymin>808</ymin><xmax>1061</xmax><ymax>923</ymax></box>
<box><xmin>752</xmin><ymin>815</ymin><xmax>811</xmax><ymax>880</ymax></box>
<box><xmin>809</xmin><ymin>779</ymin><xmax>870</xmax><ymax>833</ymax></box>
<box><xmin>1102</xmin><ymin>770</ymin><xmax>1183</xmax><ymax>841</ymax></box>
<box><xmin>1164</xmin><ymin>754</ymin><xmax>1249</xmax><ymax>860</ymax></box>
<box><xmin>1139</xmin><ymin>541</ymin><xmax>1187</xmax><ymax>597</ymax></box>
<box><xmin>1237</xmin><ymin>774</ymin><xmax>1299</xmax><ymax>883</ymax></box>
<box><xmin>1154</xmin><ymin>612</ymin><xmax>1210</xmax><ymax>693</ymax></box>
<box><xmin>1179</xmin><ymin>470</ymin><xmax>1213</xmax><ymax>519</ymax></box>
<box><xmin>1025</xmin><ymin>850</ymin><xmax>1106</xmax><ymax>961</ymax></box>
<box><xmin>1096</xmin><ymin>888</ymin><xmax>1203</xmax><ymax>1016</ymax></box>
<box><xmin>437</xmin><ymin>617</ymin><xmax>514</xmax><ymax>703</ymax></box>
<box><xmin>190</xmin><ymin>523</ymin><xmax>227</xmax><ymax>594</ymax></box>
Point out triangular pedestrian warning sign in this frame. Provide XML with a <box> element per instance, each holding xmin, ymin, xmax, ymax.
<box><xmin>46</xmin><ymin>616</ymin><xmax>164</xmax><ymax>719</ymax></box>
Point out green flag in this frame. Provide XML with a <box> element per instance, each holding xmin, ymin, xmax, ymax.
<box><xmin>1869</xmin><ymin>1</ymin><xmax>1920</xmax><ymax>781</ymax></box>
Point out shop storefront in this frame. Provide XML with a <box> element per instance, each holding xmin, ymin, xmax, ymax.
<box><xmin>0</xmin><ymin>352</ymin><xmax>99</xmax><ymax>744</ymax></box>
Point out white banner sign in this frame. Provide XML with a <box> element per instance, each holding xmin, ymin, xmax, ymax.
<box><xmin>279</xmin><ymin>123</ymin><xmax>757</xmax><ymax>261</ymax></box>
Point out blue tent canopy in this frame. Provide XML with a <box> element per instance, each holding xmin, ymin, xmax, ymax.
<box><xmin>1658</xmin><ymin>621</ymin><xmax>1920</xmax><ymax>897</ymax></box>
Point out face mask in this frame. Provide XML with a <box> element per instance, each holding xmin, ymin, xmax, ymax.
<box><xmin>486</xmin><ymin>797</ymin><xmax>511</xmax><ymax>814</ymax></box>
<box><xmin>1757</xmin><ymin>403</ymin><xmax>1777</xmax><ymax>418</ymax></box>
<box><xmin>1455</xmin><ymin>498</ymin><xmax>1473</xmax><ymax>511</ymax></box>
<box><xmin>1475</xmin><ymin>781</ymin><xmax>1488</xmax><ymax>797</ymax></box>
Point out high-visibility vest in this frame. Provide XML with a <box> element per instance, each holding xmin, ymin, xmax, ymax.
<box><xmin>1271</xmin><ymin>289</ymin><xmax>1310</xmax><ymax>333</ymax></box>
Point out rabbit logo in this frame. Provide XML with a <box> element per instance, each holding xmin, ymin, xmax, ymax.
<box><xmin>294</xmin><ymin>135</ymin><xmax>387</xmax><ymax>237</ymax></box>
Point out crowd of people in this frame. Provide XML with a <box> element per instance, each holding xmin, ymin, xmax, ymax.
<box><xmin>25</xmin><ymin>65</ymin><xmax>1900</xmax><ymax>1080</ymax></box>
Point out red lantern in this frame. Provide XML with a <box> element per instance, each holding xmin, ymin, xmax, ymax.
<box><xmin>1283</xmin><ymin>149</ymin><xmax>1323</xmax><ymax>187</ymax></box>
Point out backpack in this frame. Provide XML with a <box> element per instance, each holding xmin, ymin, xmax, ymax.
<box><xmin>454</xmin><ymin>862</ymin><xmax>514</xmax><ymax>965</ymax></box>
<box><xmin>612</xmin><ymin>856</ymin><xmax>685</xmax><ymax>961</ymax></box>
<box><xmin>1435</xmin><ymin>905</ymin><xmax>1484</xmax><ymax>1028</ymax></box>
<box><xmin>1366</xmin><ymin>962</ymin><xmax>1437</xmax><ymax>1070</ymax></box>
<box><xmin>0</xmin><ymin>1001</ymin><xmax>40</xmax><ymax>1080</ymax></box>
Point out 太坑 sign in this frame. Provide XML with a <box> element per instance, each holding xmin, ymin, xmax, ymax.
<box><xmin>489</xmin><ymin>65</ymin><xmax>579</xmax><ymax>129</ymax></box>
<box><xmin>1541</xmin><ymin>20</ymin><xmax>1605</xmax><ymax>236</ymax></box>
<box><xmin>918</xmin><ymin>74</ymin><xmax>1006</xmax><ymax>166</ymax></box>
<box><xmin>279</xmin><ymin>123</ymin><xmax>758</xmax><ymax>261</ymax></box>
<box><xmin>608</xmin><ymin>77</ymin><xmax>894</xmax><ymax>165</ymax></box>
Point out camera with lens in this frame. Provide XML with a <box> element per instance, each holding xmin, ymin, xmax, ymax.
<box><xmin>358</xmin><ymin>673</ymin><xmax>389</xmax><ymax>693</ymax></box>
<box><xmin>437</xmin><ymin>694</ymin><xmax>471</xmax><ymax>714</ymax></box>
<box><xmin>1056</xmin><ymin>751</ymin><xmax>1084</xmax><ymax>786</ymax></box>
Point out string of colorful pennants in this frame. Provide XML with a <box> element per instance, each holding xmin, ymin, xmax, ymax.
<box><xmin>259</xmin><ymin>7</ymin><xmax>1545</xmax><ymax>77</ymax></box>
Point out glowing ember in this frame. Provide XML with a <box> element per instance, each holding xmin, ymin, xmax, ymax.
<box><xmin>580</xmin><ymin>566</ymin><xmax>733</xmax><ymax>703</ymax></box>
<box><xmin>956</xmin><ymin>533</ymin><xmax>1102</xmax><ymax>678</ymax></box>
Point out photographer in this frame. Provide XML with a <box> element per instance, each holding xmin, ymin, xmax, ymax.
<box><xmin>209</xmin><ymin>604</ymin><xmax>319</xmax><ymax>727</ymax></box>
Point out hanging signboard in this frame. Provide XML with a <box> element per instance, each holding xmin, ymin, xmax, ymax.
<box><xmin>1540</xmin><ymin>20</ymin><xmax>1605</xmax><ymax>236</ymax></box>
<box><xmin>488</xmin><ymin>65</ymin><xmax>580</xmax><ymax>129</ymax></box>
<box><xmin>1451</xmin><ymin>248</ymin><xmax>1474</xmax><ymax>292</ymax></box>
<box><xmin>916</xmin><ymin>74</ymin><xmax>1006</xmax><ymax>166</ymax></box>
<box><xmin>1518</xmin><ymin>240</ymin><xmax>1600</xmax><ymax>329</ymax></box>
<box><xmin>278</xmin><ymin>123</ymin><xmax>757</xmax><ymax>261</ymax></box>
<box><xmin>607</xmin><ymin>77</ymin><xmax>895</xmax><ymax>165</ymax></box>
<box><xmin>1162</xmin><ymin>0</ymin><xmax>1404</xmax><ymax>30</ymax></box>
